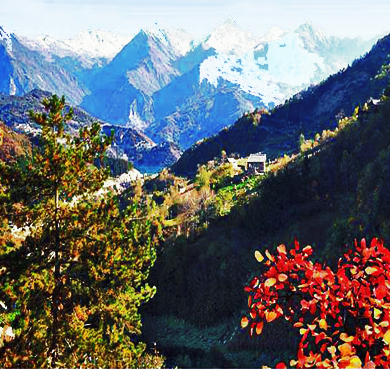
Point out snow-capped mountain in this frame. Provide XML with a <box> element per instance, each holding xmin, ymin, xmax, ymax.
<box><xmin>0</xmin><ymin>26</ymin><xmax>12</xmax><ymax>54</ymax></box>
<box><xmin>202</xmin><ymin>17</ymin><xmax>261</xmax><ymax>56</ymax></box>
<box><xmin>80</xmin><ymin>28</ymin><xmax>185</xmax><ymax>128</ymax></box>
<box><xmin>19</xmin><ymin>30</ymin><xmax>133</xmax><ymax>67</ymax></box>
<box><xmin>0</xmin><ymin>18</ymin><xmax>382</xmax><ymax>171</ymax></box>
<box><xmin>0</xmin><ymin>26</ymin><xmax>87</xmax><ymax>103</ymax></box>
<box><xmin>143</xmin><ymin>21</ymin><xmax>377</xmax><ymax>149</ymax></box>
<box><xmin>260</xmin><ymin>26</ymin><xmax>288</xmax><ymax>43</ymax></box>
<box><xmin>146</xmin><ymin>25</ymin><xmax>194</xmax><ymax>57</ymax></box>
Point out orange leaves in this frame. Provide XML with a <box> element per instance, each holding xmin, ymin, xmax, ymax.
<box><xmin>302</xmin><ymin>245</ymin><xmax>313</xmax><ymax>256</ymax></box>
<box><xmin>265</xmin><ymin>310</ymin><xmax>277</xmax><ymax>323</ymax></box>
<box><xmin>256</xmin><ymin>321</ymin><xmax>264</xmax><ymax>335</ymax></box>
<box><xmin>346</xmin><ymin>356</ymin><xmax>362</xmax><ymax>368</ymax></box>
<box><xmin>365</xmin><ymin>266</ymin><xmax>380</xmax><ymax>275</ymax></box>
<box><xmin>338</xmin><ymin>342</ymin><xmax>353</xmax><ymax>357</ymax></box>
<box><xmin>277</xmin><ymin>244</ymin><xmax>286</xmax><ymax>255</ymax></box>
<box><xmin>265</xmin><ymin>249</ymin><xmax>275</xmax><ymax>262</ymax></box>
<box><xmin>243</xmin><ymin>238</ymin><xmax>390</xmax><ymax>368</ymax></box>
<box><xmin>319</xmin><ymin>318</ymin><xmax>328</xmax><ymax>330</ymax></box>
<box><xmin>375</xmin><ymin>284</ymin><xmax>387</xmax><ymax>300</ymax></box>
<box><xmin>340</xmin><ymin>333</ymin><xmax>354</xmax><ymax>343</ymax></box>
<box><xmin>327</xmin><ymin>345</ymin><xmax>336</xmax><ymax>356</ymax></box>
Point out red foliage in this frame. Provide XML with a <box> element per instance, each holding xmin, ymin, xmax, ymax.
<box><xmin>242</xmin><ymin>238</ymin><xmax>390</xmax><ymax>368</ymax></box>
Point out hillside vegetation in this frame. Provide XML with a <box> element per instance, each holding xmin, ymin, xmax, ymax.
<box><xmin>143</xmin><ymin>87</ymin><xmax>390</xmax><ymax>367</ymax></box>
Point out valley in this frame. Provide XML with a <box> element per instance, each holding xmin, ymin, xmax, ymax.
<box><xmin>1</xmin><ymin>12</ymin><xmax>390</xmax><ymax>369</ymax></box>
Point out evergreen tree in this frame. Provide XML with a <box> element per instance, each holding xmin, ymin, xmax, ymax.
<box><xmin>0</xmin><ymin>95</ymin><xmax>162</xmax><ymax>367</ymax></box>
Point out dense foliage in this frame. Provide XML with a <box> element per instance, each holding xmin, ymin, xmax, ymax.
<box><xmin>242</xmin><ymin>238</ymin><xmax>390</xmax><ymax>368</ymax></box>
<box><xmin>0</xmin><ymin>96</ymin><xmax>163</xmax><ymax>367</ymax></box>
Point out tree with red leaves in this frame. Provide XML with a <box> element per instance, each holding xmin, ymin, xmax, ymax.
<box><xmin>242</xmin><ymin>238</ymin><xmax>390</xmax><ymax>368</ymax></box>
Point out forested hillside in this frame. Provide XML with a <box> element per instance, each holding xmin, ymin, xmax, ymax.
<box><xmin>143</xmin><ymin>87</ymin><xmax>390</xmax><ymax>367</ymax></box>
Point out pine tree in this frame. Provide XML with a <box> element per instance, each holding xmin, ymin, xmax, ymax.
<box><xmin>0</xmin><ymin>95</ymin><xmax>162</xmax><ymax>367</ymax></box>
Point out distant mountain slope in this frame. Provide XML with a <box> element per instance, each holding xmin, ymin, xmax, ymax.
<box><xmin>172</xmin><ymin>33</ymin><xmax>390</xmax><ymax>176</ymax></box>
<box><xmin>80</xmin><ymin>29</ymin><xmax>184</xmax><ymax>129</ymax></box>
<box><xmin>0</xmin><ymin>26</ymin><xmax>88</xmax><ymax>104</ymax></box>
<box><xmin>0</xmin><ymin>89</ymin><xmax>179</xmax><ymax>172</ymax></box>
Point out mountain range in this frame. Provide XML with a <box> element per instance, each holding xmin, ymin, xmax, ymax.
<box><xmin>0</xmin><ymin>18</ymin><xmax>382</xmax><ymax>171</ymax></box>
<box><xmin>172</xmin><ymin>33</ymin><xmax>390</xmax><ymax>176</ymax></box>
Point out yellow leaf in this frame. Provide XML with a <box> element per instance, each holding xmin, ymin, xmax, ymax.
<box><xmin>383</xmin><ymin>330</ymin><xmax>390</xmax><ymax>344</ymax></box>
<box><xmin>264</xmin><ymin>278</ymin><xmax>277</xmax><ymax>288</ymax></box>
<box><xmin>365</xmin><ymin>266</ymin><xmax>378</xmax><ymax>275</ymax></box>
<box><xmin>319</xmin><ymin>318</ymin><xmax>328</xmax><ymax>330</ymax></box>
<box><xmin>346</xmin><ymin>356</ymin><xmax>362</xmax><ymax>369</ymax></box>
<box><xmin>340</xmin><ymin>332</ymin><xmax>355</xmax><ymax>342</ymax></box>
<box><xmin>374</xmin><ymin>308</ymin><xmax>382</xmax><ymax>319</ymax></box>
<box><xmin>241</xmin><ymin>316</ymin><xmax>249</xmax><ymax>328</ymax></box>
<box><xmin>380</xmin><ymin>321</ymin><xmax>389</xmax><ymax>328</ymax></box>
<box><xmin>255</xmin><ymin>250</ymin><xmax>264</xmax><ymax>262</ymax></box>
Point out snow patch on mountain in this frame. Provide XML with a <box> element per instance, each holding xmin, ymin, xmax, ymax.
<box><xmin>146</xmin><ymin>25</ymin><xmax>194</xmax><ymax>56</ymax></box>
<box><xmin>260</xmin><ymin>26</ymin><xmax>288</xmax><ymax>43</ymax></box>
<box><xmin>199</xmin><ymin>53</ymin><xmax>284</xmax><ymax>104</ymax></box>
<box><xmin>199</xmin><ymin>31</ymin><xmax>325</xmax><ymax>105</ymax></box>
<box><xmin>203</xmin><ymin>17</ymin><xmax>261</xmax><ymax>56</ymax></box>
<box><xmin>0</xmin><ymin>26</ymin><xmax>12</xmax><ymax>54</ymax></box>
<box><xmin>20</xmin><ymin>30</ymin><xmax>133</xmax><ymax>64</ymax></box>
<box><xmin>294</xmin><ymin>21</ymin><xmax>328</xmax><ymax>50</ymax></box>
<box><xmin>64</xmin><ymin>30</ymin><xmax>133</xmax><ymax>59</ymax></box>
<box><xmin>127</xmin><ymin>100</ymin><xmax>149</xmax><ymax>131</ymax></box>
<box><xmin>9</xmin><ymin>77</ymin><xmax>16</xmax><ymax>95</ymax></box>
<box><xmin>258</xmin><ymin>32</ymin><xmax>326</xmax><ymax>85</ymax></box>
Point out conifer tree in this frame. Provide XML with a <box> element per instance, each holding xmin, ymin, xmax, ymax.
<box><xmin>0</xmin><ymin>95</ymin><xmax>161</xmax><ymax>367</ymax></box>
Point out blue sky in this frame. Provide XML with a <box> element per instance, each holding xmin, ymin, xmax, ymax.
<box><xmin>1</xmin><ymin>0</ymin><xmax>389</xmax><ymax>40</ymax></box>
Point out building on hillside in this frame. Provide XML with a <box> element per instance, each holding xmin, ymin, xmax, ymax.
<box><xmin>227</xmin><ymin>157</ymin><xmax>239</xmax><ymax>171</ymax></box>
<box><xmin>247</xmin><ymin>152</ymin><xmax>266</xmax><ymax>174</ymax></box>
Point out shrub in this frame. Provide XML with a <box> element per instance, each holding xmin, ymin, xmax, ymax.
<box><xmin>242</xmin><ymin>238</ymin><xmax>390</xmax><ymax>368</ymax></box>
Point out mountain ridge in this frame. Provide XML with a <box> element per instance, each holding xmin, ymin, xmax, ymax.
<box><xmin>172</xmin><ymin>33</ymin><xmax>390</xmax><ymax>176</ymax></box>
